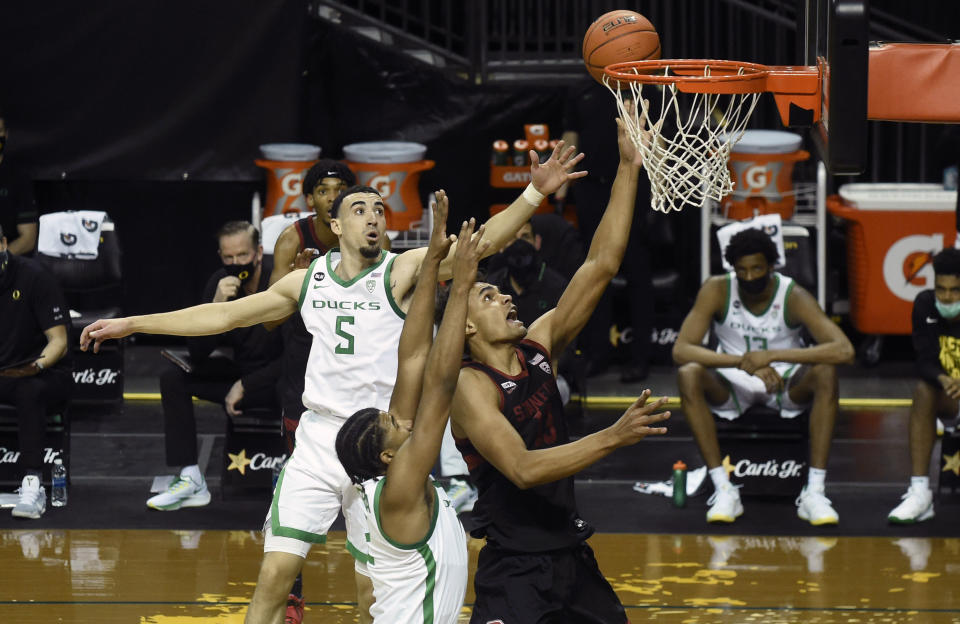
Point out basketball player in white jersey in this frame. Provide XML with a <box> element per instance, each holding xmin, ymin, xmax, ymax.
<box><xmin>335</xmin><ymin>206</ymin><xmax>486</xmax><ymax>624</ymax></box>
<box><xmin>79</xmin><ymin>142</ymin><xmax>585</xmax><ymax>624</ymax></box>
<box><xmin>673</xmin><ymin>228</ymin><xmax>854</xmax><ymax>526</ymax></box>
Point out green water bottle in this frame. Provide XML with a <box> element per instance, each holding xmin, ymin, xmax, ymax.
<box><xmin>672</xmin><ymin>461</ymin><xmax>687</xmax><ymax>508</ymax></box>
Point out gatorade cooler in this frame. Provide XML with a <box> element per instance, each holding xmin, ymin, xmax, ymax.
<box><xmin>827</xmin><ymin>183</ymin><xmax>958</xmax><ymax>335</ymax></box>
<box><xmin>343</xmin><ymin>142</ymin><xmax>435</xmax><ymax>231</ymax></box>
<box><xmin>722</xmin><ymin>130</ymin><xmax>809</xmax><ymax>220</ymax></box>
<box><xmin>255</xmin><ymin>143</ymin><xmax>321</xmax><ymax>217</ymax></box>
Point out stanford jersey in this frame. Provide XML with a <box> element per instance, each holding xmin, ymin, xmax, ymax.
<box><xmin>455</xmin><ymin>340</ymin><xmax>589</xmax><ymax>552</ymax></box>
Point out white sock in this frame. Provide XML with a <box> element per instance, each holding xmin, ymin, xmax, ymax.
<box><xmin>180</xmin><ymin>465</ymin><xmax>202</xmax><ymax>483</ymax></box>
<box><xmin>807</xmin><ymin>467</ymin><xmax>826</xmax><ymax>490</ymax></box>
<box><xmin>709</xmin><ymin>466</ymin><xmax>730</xmax><ymax>490</ymax></box>
<box><xmin>910</xmin><ymin>476</ymin><xmax>930</xmax><ymax>491</ymax></box>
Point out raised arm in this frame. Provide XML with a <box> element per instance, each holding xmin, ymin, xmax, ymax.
<box><xmin>388</xmin><ymin>142</ymin><xmax>587</xmax><ymax>304</ymax></box>
<box><xmin>527</xmin><ymin>106</ymin><xmax>646</xmax><ymax>357</ymax></box>
<box><xmin>451</xmin><ymin>377</ymin><xmax>669</xmax><ymax>489</ymax></box>
<box><xmin>738</xmin><ymin>285</ymin><xmax>855</xmax><ymax>374</ymax></box>
<box><xmin>380</xmin><ymin>219</ymin><xmax>488</xmax><ymax>530</ymax></box>
<box><xmin>80</xmin><ymin>269</ymin><xmax>303</xmax><ymax>353</ymax></box>
<box><xmin>387</xmin><ymin>192</ymin><xmax>456</xmax><ymax>423</ymax></box>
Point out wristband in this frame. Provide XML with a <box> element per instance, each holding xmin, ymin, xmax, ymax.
<box><xmin>521</xmin><ymin>183</ymin><xmax>545</xmax><ymax>206</ymax></box>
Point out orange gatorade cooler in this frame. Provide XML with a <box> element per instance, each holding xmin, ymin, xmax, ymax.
<box><xmin>827</xmin><ymin>183</ymin><xmax>958</xmax><ymax>335</ymax></box>
<box><xmin>343</xmin><ymin>142</ymin><xmax>435</xmax><ymax>231</ymax></box>
<box><xmin>255</xmin><ymin>143</ymin><xmax>321</xmax><ymax>217</ymax></box>
<box><xmin>722</xmin><ymin>130</ymin><xmax>809</xmax><ymax>220</ymax></box>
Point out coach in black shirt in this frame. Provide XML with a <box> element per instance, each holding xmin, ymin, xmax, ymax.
<box><xmin>147</xmin><ymin>220</ymin><xmax>283</xmax><ymax>511</ymax></box>
<box><xmin>0</xmin><ymin>224</ymin><xmax>71</xmax><ymax>519</ymax></box>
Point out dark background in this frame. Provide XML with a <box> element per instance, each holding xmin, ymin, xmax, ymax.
<box><xmin>0</xmin><ymin>0</ymin><xmax>957</xmax><ymax>334</ymax></box>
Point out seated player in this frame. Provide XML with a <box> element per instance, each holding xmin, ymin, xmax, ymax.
<box><xmin>336</xmin><ymin>204</ymin><xmax>485</xmax><ymax>624</ymax></box>
<box><xmin>888</xmin><ymin>248</ymin><xmax>960</xmax><ymax>523</ymax></box>
<box><xmin>673</xmin><ymin>228</ymin><xmax>854</xmax><ymax>525</ymax></box>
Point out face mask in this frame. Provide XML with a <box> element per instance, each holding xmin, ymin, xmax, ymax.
<box><xmin>0</xmin><ymin>135</ymin><xmax>6</xmax><ymax>156</ymax></box>
<box><xmin>935</xmin><ymin>299</ymin><xmax>960</xmax><ymax>319</ymax></box>
<box><xmin>224</xmin><ymin>259</ymin><xmax>257</xmax><ymax>284</ymax></box>
<box><xmin>739</xmin><ymin>273</ymin><xmax>769</xmax><ymax>296</ymax></box>
<box><xmin>503</xmin><ymin>239</ymin><xmax>540</xmax><ymax>288</ymax></box>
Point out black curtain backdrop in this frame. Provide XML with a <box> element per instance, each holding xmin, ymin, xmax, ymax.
<box><xmin>0</xmin><ymin>0</ymin><xmax>305</xmax><ymax>181</ymax></box>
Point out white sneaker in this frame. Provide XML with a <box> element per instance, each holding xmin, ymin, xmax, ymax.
<box><xmin>146</xmin><ymin>473</ymin><xmax>211</xmax><ymax>510</ymax></box>
<box><xmin>887</xmin><ymin>484</ymin><xmax>934</xmax><ymax>524</ymax></box>
<box><xmin>12</xmin><ymin>475</ymin><xmax>47</xmax><ymax>519</ymax></box>
<box><xmin>445</xmin><ymin>478</ymin><xmax>478</xmax><ymax>513</ymax></box>
<box><xmin>706</xmin><ymin>482</ymin><xmax>743</xmax><ymax>523</ymax></box>
<box><xmin>796</xmin><ymin>485</ymin><xmax>839</xmax><ymax>525</ymax></box>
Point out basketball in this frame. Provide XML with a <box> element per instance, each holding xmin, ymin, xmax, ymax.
<box><xmin>582</xmin><ymin>9</ymin><xmax>660</xmax><ymax>86</ymax></box>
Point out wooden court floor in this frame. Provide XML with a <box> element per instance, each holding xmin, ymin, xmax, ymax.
<box><xmin>1</xmin><ymin>530</ymin><xmax>958</xmax><ymax>623</ymax></box>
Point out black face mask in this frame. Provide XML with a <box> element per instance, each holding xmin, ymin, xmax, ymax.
<box><xmin>502</xmin><ymin>239</ymin><xmax>541</xmax><ymax>288</ymax></box>
<box><xmin>224</xmin><ymin>259</ymin><xmax>258</xmax><ymax>284</ymax></box>
<box><xmin>739</xmin><ymin>272</ymin><xmax>770</xmax><ymax>296</ymax></box>
<box><xmin>0</xmin><ymin>135</ymin><xmax>6</xmax><ymax>157</ymax></box>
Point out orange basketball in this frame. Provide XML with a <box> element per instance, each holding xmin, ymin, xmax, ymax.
<box><xmin>582</xmin><ymin>10</ymin><xmax>660</xmax><ymax>86</ymax></box>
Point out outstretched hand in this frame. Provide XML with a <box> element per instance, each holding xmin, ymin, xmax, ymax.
<box><xmin>451</xmin><ymin>219</ymin><xmax>490</xmax><ymax>286</ymax></box>
<box><xmin>426</xmin><ymin>190</ymin><xmax>456</xmax><ymax>262</ymax></box>
<box><xmin>80</xmin><ymin>318</ymin><xmax>134</xmax><ymax>354</ymax></box>
<box><xmin>529</xmin><ymin>140</ymin><xmax>587</xmax><ymax>196</ymax></box>
<box><xmin>616</xmin><ymin>98</ymin><xmax>653</xmax><ymax>167</ymax></box>
<box><xmin>608</xmin><ymin>389</ymin><xmax>670</xmax><ymax>447</ymax></box>
<box><xmin>292</xmin><ymin>247</ymin><xmax>320</xmax><ymax>270</ymax></box>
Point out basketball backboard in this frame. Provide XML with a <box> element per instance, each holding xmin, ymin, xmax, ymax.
<box><xmin>802</xmin><ymin>0</ymin><xmax>869</xmax><ymax>175</ymax></box>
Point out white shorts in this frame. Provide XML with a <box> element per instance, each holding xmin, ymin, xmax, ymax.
<box><xmin>263</xmin><ymin>410</ymin><xmax>370</xmax><ymax>575</ymax></box>
<box><xmin>712</xmin><ymin>363</ymin><xmax>809</xmax><ymax>421</ymax></box>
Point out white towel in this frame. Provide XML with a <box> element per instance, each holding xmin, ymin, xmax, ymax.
<box><xmin>38</xmin><ymin>210</ymin><xmax>107</xmax><ymax>259</ymax></box>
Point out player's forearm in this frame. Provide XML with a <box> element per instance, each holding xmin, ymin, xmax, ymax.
<box><xmin>510</xmin><ymin>429</ymin><xmax>620</xmax><ymax>489</ymax></box>
<box><xmin>482</xmin><ymin>185</ymin><xmax>543</xmax><ymax>253</ymax></box>
<box><xmin>672</xmin><ymin>343</ymin><xmax>741</xmax><ymax>368</ymax></box>
<box><xmin>128</xmin><ymin>302</ymin><xmax>243</xmax><ymax>337</ymax></box>
<box><xmin>397</xmin><ymin>253</ymin><xmax>442</xmax><ymax>360</ymax></box>
<box><xmin>38</xmin><ymin>332</ymin><xmax>68</xmax><ymax>367</ymax></box>
<box><xmin>765</xmin><ymin>342</ymin><xmax>854</xmax><ymax>366</ymax></box>
<box><xmin>584</xmin><ymin>162</ymin><xmax>639</xmax><ymax>275</ymax></box>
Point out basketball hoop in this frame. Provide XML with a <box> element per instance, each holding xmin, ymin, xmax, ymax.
<box><xmin>603</xmin><ymin>59</ymin><xmax>819</xmax><ymax>213</ymax></box>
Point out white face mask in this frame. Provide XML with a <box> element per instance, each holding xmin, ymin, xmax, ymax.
<box><xmin>936</xmin><ymin>299</ymin><xmax>960</xmax><ymax>319</ymax></box>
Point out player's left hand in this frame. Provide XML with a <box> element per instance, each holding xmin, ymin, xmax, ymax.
<box><xmin>529</xmin><ymin>140</ymin><xmax>587</xmax><ymax>196</ymax></box>
<box><xmin>752</xmin><ymin>366</ymin><xmax>784</xmax><ymax>393</ymax></box>
<box><xmin>738</xmin><ymin>350</ymin><xmax>772</xmax><ymax>375</ymax></box>
<box><xmin>292</xmin><ymin>248</ymin><xmax>320</xmax><ymax>270</ymax></box>
<box><xmin>451</xmin><ymin>218</ymin><xmax>490</xmax><ymax>286</ymax></box>
<box><xmin>616</xmin><ymin>98</ymin><xmax>652</xmax><ymax>167</ymax></box>
<box><xmin>224</xmin><ymin>380</ymin><xmax>245</xmax><ymax>417</ymax></box>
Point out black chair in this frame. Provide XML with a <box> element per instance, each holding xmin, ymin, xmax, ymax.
<box><xmin>0</xmin><ymin>402</ymin><xmax>70</xmax><ymax>487</ymax></box>
<box><xmin>715</xmin><ymin>405</ymin><xmax>809</xmax><ymax>497</ymax></box>
<box><xmin>36</xmin><ymin>214</ymin><xmax>124</xmax><ymax>405</ymax></box>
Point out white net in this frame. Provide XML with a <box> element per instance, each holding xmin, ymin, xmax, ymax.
<box><xmin>605</xmin><ymin>65</ymin><xmax>762</xmax><ymax>213</ymax></box>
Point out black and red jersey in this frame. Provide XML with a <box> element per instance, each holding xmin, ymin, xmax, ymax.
<box><xmin>455</xmin><ymin>339</ymin><xmax>589</xmax><ymax>552</ymax></box>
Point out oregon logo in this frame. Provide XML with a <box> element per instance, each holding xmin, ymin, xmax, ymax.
<box><xmin>81</xmin><ymin>218</ymin><xmax>99</xmax><ymax>232</ymax></box>
<box><xmin>12</xmin><ymin>289</ymin><xmax>21</xmax><ymax>301</ymax></box>
<box><xmin>60</xmin><ymin>232</ymin><xmax>77</xmax><ymax>246</ymax></box>
<box><xmin>237</xmin><ymin>270</ymin><xmax>250</xmax><ymax>281</ymax></box>
<box><xmin>883</xmin><ymin>233</ymin><xmax>942</xmax><ymax>302</ymax></box>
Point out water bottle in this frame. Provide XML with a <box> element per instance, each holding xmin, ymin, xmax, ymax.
<box><xmin>672</xmin><ymin>461</ymin><xmax>687</xmax><ymax>508</ymax></box>
<box><xmin>51</xmin><ymin>459</ymin><xmax>67</xmax><ymax>507</ymax></box>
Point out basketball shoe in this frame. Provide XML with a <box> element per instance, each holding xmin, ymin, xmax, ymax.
<box><xmin>887</xmin><ymin>483</ymin><xmax>934</xmax><ymax>524</ymax></box>
<box><xmin>795</xmin><ymin>485</ymin><xmax>839</xmax><ymax>525</ymax></box>
<box><xmin>706</xmin><ymin>481</ymin><xmax>743</xmax><ymax>523</ymax></box>
<box><xmin>445</xmin><ymin>478</ymin><xmax>478</xmax><ymax>513</ymax></box>
<box><xmin>285</xmin><ymin>594</ymin><xmax>304</xmax><ymax>624</ymax></box>
<box><xmin>12</xmin><ymin>475</ymin><xmax>46</xmax><ymax>519</ymax></box>
<box><xmin>146</xmin><ymin>472</ymin><xmax>211</xmax><ymax>510</ymax></box>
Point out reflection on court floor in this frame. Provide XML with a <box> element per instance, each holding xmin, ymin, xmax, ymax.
<box><xmin>1</xmin><ymin>530</ymin><xmax>958</xmax><ymax>623</ymax></box>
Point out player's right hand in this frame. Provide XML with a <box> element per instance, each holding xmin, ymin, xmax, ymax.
<box><xmin>213</xmin><ymin>276</ymin><xmax>241</xmax><ymax>302</ymax></box>
<box><xmin>452</xmin><ymin>219</ymin><xmax>490</xmax><ymax>286</ymax></box>
<box><xmin>609</xmin><ymin>389</ymin><xmax>670</xmax><ymax>446</ymax></box>
<box><xmin>292</xmin><ymin>248</ymin><xmax>320</xmax><ymax>270</ymax></box>
<box><xmin>941</xmin><ymin>376</ymin><xmax>960</xmax><ymax>400</ymax></box>
<box><xmin>425</xmin><ymin>189</ymin><xmax>455</xmax><ymax>262</ymax></box>
<box><xmin>752</xmin><ymin>366</ymin><xmax>784</xmax><ymax>393</ymax></box>
<box><xmin>80</xmin><ymin>318</ymin><xmax>134</xmax><ymax>353</ymax></box>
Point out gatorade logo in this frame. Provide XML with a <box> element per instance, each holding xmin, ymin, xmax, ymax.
<box><xmin>280</xmin><ymin>172</ymin><xmax>303</xmax><ymax>197</ymax></box>
<box><xmin>745</xmin><ymin>165</ymin><xmax>771</xmax><ymax>190</ymax></box>
<box><xmin>882</xmin><ymin>233</ymin><xmax>942</xmax><ymax>302</ymax></box>
<box><xmin>502</xmin><ymin>171</ymin><xmax>532</xmax><ymax>184</ymax></box>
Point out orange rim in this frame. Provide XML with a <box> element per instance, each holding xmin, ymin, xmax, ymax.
<box><xmin>604</xmin><ymin>59</ymin><xmax>771</xmax><ymax>94</ymax></box>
